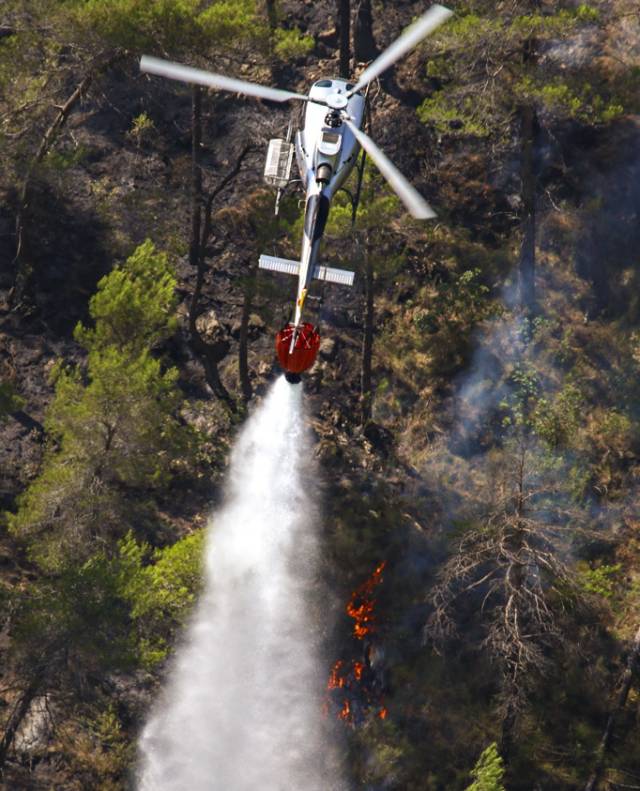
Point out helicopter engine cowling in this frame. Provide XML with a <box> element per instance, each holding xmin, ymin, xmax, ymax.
<box><xmin>300</xmin><ymin>79</ymin><xmax>365</xmax><ymax>197</ymax></box>
<box><xmin>276</xmin><ymin>322</ymin><xmax>320</xmax><ymax>376</ymax></box>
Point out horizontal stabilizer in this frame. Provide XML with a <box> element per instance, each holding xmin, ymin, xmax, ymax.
<box><xmin>259</xmin><ymin>254</ymin><xmax>355</xmax><ymax>287</ymax></box>
<box><xmin>259</xmin><ymin>254</ymin><xmax>300</xmax><ymax>277</ymax></box>
<box><xmin>312</xmin><ymin>265</ymin><xmax>355</xmax><ymax>287</ymax></box>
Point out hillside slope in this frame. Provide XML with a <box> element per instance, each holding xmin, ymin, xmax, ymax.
<box><xmin>1</xmin><ymin>1</ymin><xmax>640</xmax><ymax>789</ymax></box>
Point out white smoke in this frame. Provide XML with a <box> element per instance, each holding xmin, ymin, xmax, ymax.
<box><xmin>137</xmin><ymin>376</ymin><xmax>345</xmax><ymax>791</ymax></box>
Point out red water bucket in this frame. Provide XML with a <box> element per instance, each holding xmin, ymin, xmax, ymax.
<box><xmin>275</xmin><ymin>322</ymin><xmax>320</xmax><ymax>374</ymax></box>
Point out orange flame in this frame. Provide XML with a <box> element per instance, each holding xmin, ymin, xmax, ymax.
<box><xmin>327</xmin><ymin>660</ymin><xmax>346</xmax><ymax>690</ymax></box>
<box><xmin>325</xmin><ymin>562</ymin><xmax>388</xmax><ymax>726</ymax></box>
<box><xmin>346</xmin><ymin>561</ymin><xmax>386</xmax><ymax>640</ymax></box>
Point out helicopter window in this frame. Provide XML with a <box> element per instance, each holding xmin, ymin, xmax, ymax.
<box><xmin>346</xmin><ymin>83</ymin><xmax>355</xmax><ymax>91</ymax></box>
<box><xmin>315</xmin><ymin>79</ymin><xmax>332</xmax><ymax>88</ymax></box>
<box><xmin>322</xmin><ymin>132</ymin><xmax>341</xmax><ymax>145</ymax></box>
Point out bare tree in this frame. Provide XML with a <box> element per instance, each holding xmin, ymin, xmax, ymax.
<box><xmin>10</xmin><ymin>50</ymin><xmax>124</xmax><ymax>309</ymax></box>
<box><xmin>353</xmin><ymin>0</ymin><xmax>377</xmax><ymax>63</ymax></box>
<box><xmin>265</xmin><ymin>0</ymin><xmax>278</xmax><ymax>30</ymax></box>
<box><xmin>0</xmin><ymin>677</ymin><xmax>42</xmax><ymax>769</ymax></box>
<box><xmin>585</xmin><ymin>625</ymin><xmax>640</xmax><ymax>791</ymax></box>
<box><xmin>188</xmin><ymin>86</ymin><xmax>253</xmax><ymax>411</ymax></box>
<box><xmin>518</xmin><ymin>17</ymin><xmax>538</xmax><ymax>312</ymax></box>
<box><xmin>238</xmin><ymin>255</ymin><xmax>257</xmax><ymax>405</ymax></box>
<box><xmin>426</xmin><ymin>438</ymin><xmax>586</xmax><ymax>759</ymax></box>
<box><xmin>0</xmin><ymin>629</ymin><xmax>67</xmax><ymax>771</ymax></box>
<box><xmin>360</xmin><ymin>235</ymin><xmax>374</xmax><ymax>424</ymax></box>
<box><xmin>336</xmin><ymin>0</ymin><xmax>351</xmax><ymax>77</ymax></box>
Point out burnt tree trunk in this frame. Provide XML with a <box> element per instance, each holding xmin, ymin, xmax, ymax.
<box><xmin>499</xmin><ymin>567</ymin><xmax>524</xmax><ymax>763</ymax></box>
<box><xmin>519</xmin><ymin>102</ymin><xmax>536</xmax><ymax>311</ymax></box>
<box><xmin>353</xmin><ymin>0</ymin><xmax>377</xmax><ymax>63</ymax></box>
<box><xmin>238</xmin><ymin>260</ymin><xmax>257</xmax><ymax>405</ymax></box>
<box><xmin>500</xmin><ymin>447</ymin><xmax>528</xmax><ymax>762</ymax></box>
<box><xmin>337</xmin><ymin>0</ymin><xmax>351</xmax><ymax>78</ymax></box>
<box><xmin>187</xmin><ymin>87</ymin><xmax>236</xmax><ymax>412</ymax></box>
<box><xmin>265</xmin><ymin>0</ymin><xmax>279</xmax><ymax>77</ymax></box>
<box><xmin>518</xmin><ymin>21</ymin><xmax>538</xmax><ymax>312</ymax></box>
<box><xmin>10</xmin><ymin>51</ymin><xmax>122</xmax><ymax>308</ymax></box>
<box><xmin>265</xmin><ymin>0</ymin><xmax>278</xmax><ymax>29</ymax></box>
<box><xmin>361</xmin><ymin>240</ymin><xmax>374</xmax><ymax>424</ymax></box>
<box><xmin>189</xmin><ymin>87</ymin><xmax>203</xmax><ymax>301</ymax></box>
<box><xmin>0</xmin><ymin>677</ymin><xmax>41</xmax><ymax>769</ymax></box>
<box><xmin>585</xmin><ymin>625</ymin><xmax>640</xmax><ymax>791</ymax></box>
<box><xmin>0</xmin><ymin>636</ymin><xmax>73</xmax><ymax>769</ymax></box>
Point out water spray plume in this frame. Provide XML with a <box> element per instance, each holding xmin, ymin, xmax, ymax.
<box><xmin>137</xmin><ymin>376</ymin><xmax>345</xmax><ymax>791</ymax></box>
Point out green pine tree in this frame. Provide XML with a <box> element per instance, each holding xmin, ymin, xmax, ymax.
<box><xmin>8</xmin><ymin>241</ymin><xmax>195</xmax><ymax>570</ymax></box>
<box><xmin>418</xmin><ymin>3</ymin><xmax>623</xmax><ymax>138</ymax></box>
<box><xmin>466</xmin><ymin>742</ymin><xmax>507</xmax><ymax>791</ymax></box>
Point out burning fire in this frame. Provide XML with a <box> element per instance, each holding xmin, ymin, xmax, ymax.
<box><xmin>346</xmin><ymin>561</ymin><xmax>386</xmax><ymax>640</ymax></box>
<box><xmin>325</xmin><ymin>561</ymin><xmax>388</xmax><ymax>726</ymax></box>
<box><xmin>327</xmin><ymin>660</ymin><xmax>346</xmax><ymax>690</ymax></box>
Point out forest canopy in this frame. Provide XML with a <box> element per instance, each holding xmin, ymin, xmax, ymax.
<box><xmin>1</xmin><ymin>0</ymin><xmax>640</xmax><ymax>788</ymax></box>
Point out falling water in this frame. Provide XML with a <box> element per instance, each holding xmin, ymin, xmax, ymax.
<box><xmin>138</xmin><ymin>376</ymin><xmax>343</xmax><ymax>791</ymax></box>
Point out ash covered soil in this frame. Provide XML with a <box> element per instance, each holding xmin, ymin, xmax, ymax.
<box><xmin>2</xmin><ymin>0</ymin><xmax>640</xmax><ymax>789</ymax></box>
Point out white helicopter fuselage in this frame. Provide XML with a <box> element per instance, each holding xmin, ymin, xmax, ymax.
<box><xmin>297</xmin><ymin>79</ymin><xmax>366</xmax><ymax>197</ymax></box>
<box><xmin>290</xmin><ymin>78</ymin><xmax>365</xmax><ymax>329</ymax></box>
<box><xmin>139</xmin><ymin>3</ymin><xmax>451</xmax><ymax>378</ymax></box>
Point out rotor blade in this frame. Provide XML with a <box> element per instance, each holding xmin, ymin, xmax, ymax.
<box><xmin>140</xmin><ymin>55</ymin><xmax>309</xmax><ymax>104</ymax></box>
<box><xmin>348</xmin><ymin>4</ymin><xmax>453</xmax><ymax>96</ymax></box>
<box><xmin>345</xmin><ymin>119</ymin><xmax>436</xmax><ymax>219</ymax></box>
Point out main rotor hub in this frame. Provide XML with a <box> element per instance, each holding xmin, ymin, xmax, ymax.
<box><xmin>324</xmin><ymin>109</ymin><xmax>343</xmax><ymax>128</ymax></box>
<box><xmin>326</xmin><ymin>92</ymin><xmax>348</xmax><ymax>110</ymax></box>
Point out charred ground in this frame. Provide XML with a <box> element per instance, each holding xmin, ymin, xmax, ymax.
<box><xmin>2</xmin><ymin>0</ymin><xmax>640</xmax><ymax>789</ymax></box>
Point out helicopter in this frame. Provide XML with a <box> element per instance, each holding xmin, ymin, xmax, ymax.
<box><xmin>140</xmin><ymin>3</ymin><xmax>452</xmax><ymax>383</ymax></box>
